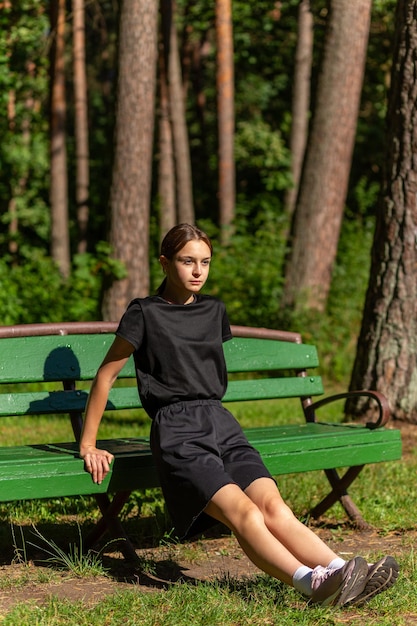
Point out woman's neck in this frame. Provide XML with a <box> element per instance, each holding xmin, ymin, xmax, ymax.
<box><xmin>160</xmin><ymin>289</ymin><xmax>195</xmax><ymax>305</ymax></box>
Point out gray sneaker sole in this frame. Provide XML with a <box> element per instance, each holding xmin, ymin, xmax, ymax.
<box><xmin>347</xmin><ymin>556</ymin><xmax>400</xmax><ymax>607</ymax></box>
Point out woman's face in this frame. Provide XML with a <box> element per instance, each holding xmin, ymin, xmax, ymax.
<box><xmin>160</xmin><ymin>239</ymin><xmax>212</xmax><ymax>298</ymax></box>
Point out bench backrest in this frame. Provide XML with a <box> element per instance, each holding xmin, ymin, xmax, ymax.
<box><xmin>0</xmin><ymin>323</ymin><xmax>324</xmax><ymax>437</ymax></box>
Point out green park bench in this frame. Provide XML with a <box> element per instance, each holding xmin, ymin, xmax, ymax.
<box><xmin>0</xmin><ymin>322</ymin><xmax>402</xmax><ymax>562</ymax></box>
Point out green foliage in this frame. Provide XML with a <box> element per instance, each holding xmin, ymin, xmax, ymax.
<box><xmin>233</xmin><ymin>0</ymin><xmax>300</xmax><ymax>122</ymax></box>
<box><xmin>67</xmin><ymin>242</ymin><xmax>127</xmax><ymax>320</ymax></box>
<box><xmin>0</xmin><ymin>243</ymin><xmax>126</xmax><ymax>325</ymax></box>
<box><xmin>200</xmin><ymin>210</ymin><xmax>287</xmax><ymax>328</ymax></box>
<box><xmin>235</xmin><ymin>118</ymin><xmax>292</xmax><ymax>193</ymax></box>
<box><xmin>0</xmin><ymin>251</ymin><xmax>65</xmax><ymax>325</ymax></box>
<box><xmin>0</xmin><ymin>1</ymin><xmax>49</xmax><ymax>250</ymax></box>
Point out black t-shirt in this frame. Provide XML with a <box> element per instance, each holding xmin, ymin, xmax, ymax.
<box><xmin>116</xmin><ymin>294</ymin><xmax>233</xmax><ymax>418</ymax></box>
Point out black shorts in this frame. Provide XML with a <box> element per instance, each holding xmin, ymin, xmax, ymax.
<box><xmin>150</xmin><ymin>399</ymin><xmax>273</xmax><ymax>539</ymax></box>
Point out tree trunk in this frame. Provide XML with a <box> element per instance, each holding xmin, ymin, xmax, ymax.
<box><xmin>7</xmin><ymin>88</ymin><xmax>18</xmax><ymax>259</ymax></box>
<box><xmin>101</xmin><ymin>0</ymin><xmax>159</xmax><ymax>321</ymax></box>
<box><xmin>284</xmin><ymin>0</ymin><xmax>313</xmax><ymax>217</ymax></box>
<box><xmin>216</xmin><ymin>0</ymin><xmax>235</xmax><ymax>244</ymax></box>
<box><xmin>348</xmin><ymin>0</ymin><xmax>417</xmax><ymax>423</ymax></box>
<box><xmin>7</xmin><ymin>68</ymin><xmax>34</xmax><ymax>261</ymax></box>
<box><xmin>158</xmin><ymin>19</ymin><xmax>176</xmax><ymax>241</ymax></box>
<box><xmin>50</xmin><ymin>0</ymin><xmax>71</xmax><ymax>278</ymax></box>
<box><xmin>161</xmin><ymin>0</ymin><xmax>194</xmax><ymax>225</ymax></box>
<box><xmin>282</xmin><ymin>0</ymin><xmax>372</xmax><ymax>311</ymax></box>
<box><xmin>5</xmin><ymin>1</ymin><xmax>17</xmax><ymax>260</ymax></box>
<box><xmin>73</xmin><ymin>0</ymin><xmax>89</xmax><ymax>254</ymax></box>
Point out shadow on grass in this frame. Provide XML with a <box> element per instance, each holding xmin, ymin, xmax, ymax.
<box><xmin>0</xmin><ymin>517</ymin><xmax>234</xmax><ymax>586</ymax></box>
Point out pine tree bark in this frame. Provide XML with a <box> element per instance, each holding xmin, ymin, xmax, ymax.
<box><xmin>284</xmin><ymin>0</ymin><xmax>313</xmax><ymax>217</ymax></box>
<box><xmin>348</xmin><ymin>0</ymin><xmax>417</xmax><ymax>423</ymax></box>
<box><xmin>216</xmin><ymin>0</ymin><xmax>235</xmax><ymax>243</ymax></box>
<box><xmin>73</xmin><ymin>0</ymin><xmax>89</xmax><ymax>254</ymax></box>
<box><xmin>102</xmin><ymin>0</ymin><xmax>159</xmax><ymax>321</ymax></box>
<box><xmin>158</xmin><ymin>34</ymin><xmax>176</xmax><ymax>240</ymax></box>
<box><xmin>50</xmin><ymin>0</ymin><xmax>71</xmax><ymax>278</ymax></box>
<box><xmin>5</xmin><ymin>0</ymin><xmax>17</xmax><ymax>260</ymax></box>
<box><xmin>7</xmin><ymin>88</ymin><xmax>19</xmax><ymax>259</ymax></box>
<box><xmin>161</xmin><ymin>0</ymin><xmax>194</xmax><ymax>225</ymax></box>
<box><xmin>282</xmin><ymin>0</ymin><xmax>372</xmax><ymax>311</ymax></box>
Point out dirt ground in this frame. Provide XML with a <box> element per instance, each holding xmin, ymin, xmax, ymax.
<box><xmin>0</xmin><ymin>422</ymin><xmax>415</xmax><ymax>619</ymax></box>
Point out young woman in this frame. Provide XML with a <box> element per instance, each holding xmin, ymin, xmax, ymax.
<box><xmin>80</xmin><ymin>223</ymin><xmax>399</xmax><ymax>607</ymax></box>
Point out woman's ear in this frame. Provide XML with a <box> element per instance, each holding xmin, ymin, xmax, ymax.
<box><xmin>159</xmin><ymin>255</ymin><xmax>169</xmax><ymax>273</ymax></box>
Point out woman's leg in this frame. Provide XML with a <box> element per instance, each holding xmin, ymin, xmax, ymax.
<box><xmin>205</xmin><ymin>482</ymin><xmax>372</xmax><ymax>606</ymax></box>
<box><xmin>244</xmin><ymin>477</ymin><xmax>339</xmax><ymax>569</ymax></box>
<box><xmin>205</xmin><ymin>482</ymin><xmax>309</xmax><ymax>585</ymax></box>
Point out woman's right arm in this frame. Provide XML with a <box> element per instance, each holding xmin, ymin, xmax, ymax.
<box><xmin>79</xmin><ymin>335</ymin><xmax>135</xmax><ymax>484</ymax></box>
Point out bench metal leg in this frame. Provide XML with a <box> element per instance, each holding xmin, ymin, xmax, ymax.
<box><xmin>310</xmin><ymin>465</ymin><xmax>371</xmax><ymax>530</ymax></box>
<box><xmin>85</xmin><ymin>491</ymin><xmax>140</xmax><ymax>563</ymax></box>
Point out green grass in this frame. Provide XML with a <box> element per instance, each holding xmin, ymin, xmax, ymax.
<box><xmin>2</xmin><ymin>564</ymin><xmax>416</xmax><ymax>626</ymax></box>
<box><xmin>0</xmin><ymin>395</ymin><xmax>414</xmax><ymax>624</ymax></box>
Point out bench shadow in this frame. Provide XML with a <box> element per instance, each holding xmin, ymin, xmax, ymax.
<box><xmin>0</xmin><ymin>519</ymin><xmax>233</xmax><ymax>590</ymax></box>
<box><xmin>42</xmin><ymin>346</ymin><xmax>82</xmax><ymax>383</ymax></box>
<box><xmin>30</xmin><ymin>344</ymin><xmax>117</xmax><ymax>413</ymax></box>
<box><xmin>28</xmin><ymin>345</ymin><xmax>119</xmax><ymax>448</ymax></box>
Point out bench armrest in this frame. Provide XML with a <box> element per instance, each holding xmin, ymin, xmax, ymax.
<box><xmin>305</xmin><ymin>390</ymin><xmax>391</xmax><ymax>429</ymax></box>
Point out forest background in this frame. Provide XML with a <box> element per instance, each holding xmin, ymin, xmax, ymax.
<box><xmin>2</xmin><ymin>0</ymin><xmax>415</xmax><ymax>421</ymax></box>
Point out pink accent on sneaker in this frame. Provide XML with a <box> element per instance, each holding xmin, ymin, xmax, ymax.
<box><xmin>310</xmin><ymin>556</ymin><xmax>368</xmax><ymax>607</ymax></box>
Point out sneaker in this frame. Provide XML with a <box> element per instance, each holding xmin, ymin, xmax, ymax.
<box><xmin>310</xmin><ymin>556</ymin><xmax>368</xmax><ymax>607</ymax></box>
<box><xmin>347</xmin><ymin>555</ymin><xmax>399</xmax><ymax>606</ymax></box>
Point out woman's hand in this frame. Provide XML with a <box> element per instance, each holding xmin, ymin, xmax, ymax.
<box><xmin>80</xmin><ymin>446</ymin><xmax>114</xmax><ymax>484</ymax></box>
<box><xmin>79</xmin><ymin>336</ymin><xmax>134</xmax><ymax>485</ymax></box>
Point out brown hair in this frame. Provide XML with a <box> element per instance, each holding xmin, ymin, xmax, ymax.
<box><xmin>157</xmin><ymin>223</ymin><xmax>213</xmax><ymax>294</ymax></box>
<box><xmin>160</xmin><ymin>223</ymin><xmax>212</xmax><ymax>259</ymax></box>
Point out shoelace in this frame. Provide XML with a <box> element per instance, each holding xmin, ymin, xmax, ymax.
<box><xmin>310</xmin><ymin>565</ymin><xmax>334</xmax><ymax>591</ymax></box>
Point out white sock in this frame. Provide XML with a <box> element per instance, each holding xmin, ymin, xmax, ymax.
<box><xmin>292</xmin><ymin>559</ymin><xmax>347</xmax><ymax>597</ymax></box>
<box><xmin>327</xmin><ymin>557</ymin><xmax>346</xmax><ymax>570</ymax></box>
<box><xmin>292</xmin><ymin>565</ymin><xmax>314</xmax><ymax>597</ymax></box>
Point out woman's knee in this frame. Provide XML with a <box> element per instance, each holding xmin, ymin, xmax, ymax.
<box><xmin>212</xmin><ymin>496</ymin><xmax>265</xmax><ymax>536</ymax></box>
<box><xmin>205</xmin><ymin>484</ymin><xmax>265</xmax><ymax>533</ymax></box>
<box><xmin>235</xmin><ymin>500</ymin><xmax>266</xmax><ymax>535</ymax></box>
<box><xmin>260</xmin><ymin>495</ymin><xmax>296</xmax><ymax>528</ymax></box>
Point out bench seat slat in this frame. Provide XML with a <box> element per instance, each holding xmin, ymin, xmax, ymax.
<box><xmin>245</xmin><ymin>422</ymin><xmax>399</xmax><ymax>444</ymax></box>
<box><xmin>246</xmin><ymin>424</ymin><xmax>402</xmax><ymax>472</ymax></box>
<box><xmin>262</xmin><ymin>438</ymin><xmax>402</xmax><ymax>475</ymax></box>
<box><xmin>0</xmin><ymin>424</ymin><xmax>402</xmax><ymax>502</ymax></box>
